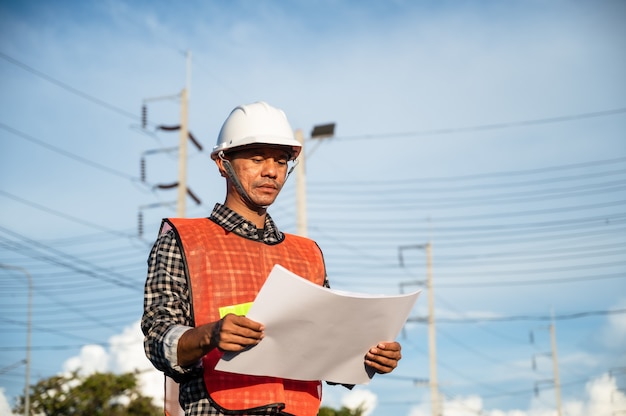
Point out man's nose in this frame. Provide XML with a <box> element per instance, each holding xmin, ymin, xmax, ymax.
<box><xmin>261</xmin><ymin>159</ymin><xmax>279</xmax><ymax>178</ymax></box>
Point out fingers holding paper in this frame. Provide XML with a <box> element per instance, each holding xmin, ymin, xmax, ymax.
<box><xmin>217</xmin><ymin>314</ymin><xmax>265</xmax><ymax>352</ymax></box>
<box><xmin>365</xmin><ymin>341</ymin><xmax>402</xmax><ymax>374</ymax></box>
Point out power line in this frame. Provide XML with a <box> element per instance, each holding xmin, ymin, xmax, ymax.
<box><xmin>310</xmin><ymin>156</ymin><xmax>626</xmax><ymax>186</ymax></box>
<box><xmin>311</xmin><ymin>183</ymin><xmax>626</xmax><ymax>210</ymax></box>
<box><xmin>374</xmin><ymin>200</ymin><xmax>625</xmax><ymax>223</ymax></box>
<box><xmin>426</xmin><ymin>308</ymin><xmax>626</xmax><ymax>323</ymax></box>
<box><xmin>320</xmin><ymin>211</ymin><xmax>626</xmax><ymax>237</ymax></box>
<box><xmin>335</xmin><ymin>108</ymin><xmax>626</xmax><ymax>141</ymax></box>
<box><xmin>430</xmin><ymin>274</ymin><xmax>621</xmax><ymax>289</ymax></box>
<box><xmin>5</xmin><ymin>49</ymin><xmax>623</xmax><ymax>147</ymax></box>
<box><xmin>0</xmin><ymin>190</ymin><xmax>138</xmax><ymax>237</ymax></box>
<box><xmin>438</xmin><ymin>248</ymin><xmax>625</xmax><ymax>268</ymax></box>
<box><xmin>0</xmin><ymin>360</ymin><xmax>25</xmax><ymax>375</ymax></box>
<box><xmin>0</xmin><ymin>316</ymin><xmax>105</xmax><ymax>345</ymax></box>
<box><xmin>314</xmin><ymin>220</ymin><xmax>625</xmax><ymax>250</ymax></box>
<box><xmin>314</xmin><ymin>176</ymin><xmax>626</xmax><ymax>201</ymax></box>
<box><xmin>0</xmin><ymin>295</ymin><xmax>135</xmax><ymax>314</ymax></box>
<box><xmin>0</xmin><ymin>51</ymin><xmax>139</xmax><ymax>121</ymax></box>
<box><xmin>325</xmin><ymin>213</ymin><xmax>626</xmax><ymax>235</ymax></box>
<box><xmin>437</xmin><ymin>326</ymin><xmax>525</xmax><ymax>369</ymax></box>
<box><xmin>0</xmin><ymin>123</ymin><xmax>138</xmax><ymax>181</ymax></box>
<box><xmin>478</xmin><ymin>376</ymin><xmax>594</xmax><ymax>400</ymax></box>
<box><xmin>433</xmin><ymin>294</ymin><xmax>527</xmax><ymax>345</ymax></box>
<box><xmin>311</xmin><ymin>169</ymin><xmax>626</xmax><ymax>198</ymax></box>
<box><xmin>0</xmin><ymin>227</ymin><xmax>142</xmax><ymax>292</ymax></box>
<box><xmin>0</xmin><ymin>344</ymin><xmax>106</xmax><ymax>352</ymax></box>
<box><xmin>0</xmin><ymin>121</ymin><xmax>209</xmax><ymax>218</ymax></box>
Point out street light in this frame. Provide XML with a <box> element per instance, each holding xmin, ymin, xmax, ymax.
<box><xmin>311</xmin><ymin>123</ymin><xmax>335</xmax><ymax>138</ymax></box>
<box><xmin>0</xmin><ymin>264</ymin><xmax>32</xmax><ymax>416</ymax></box>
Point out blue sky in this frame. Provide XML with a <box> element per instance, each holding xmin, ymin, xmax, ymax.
<box><xmin>1</xmin><ymin>1</ymin><xmax>625</xmax><ymax>415</ymax></box>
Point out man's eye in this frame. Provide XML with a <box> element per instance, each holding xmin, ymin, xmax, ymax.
<box><xmin>251</xmin><ymin>157</ymin><xmax>264</xmax><ymax>163</ymax></box>
<box><xmin>277</xmin><ymin>160</ymin><xmax>288</xmax><ymax>166</ymax></box>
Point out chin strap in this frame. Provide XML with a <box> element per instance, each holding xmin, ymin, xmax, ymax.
<box><xmin>287</xmin><ymin>158</ymin><xmax>299</xmax><ymax>177</ymax></box>
<box><xmin>218</xmin><ymin>151</ymin><xmax>299</xmax><ymax>211</ymax></box>
<box><xmin>219</xmin><ymin>151</ymin><xmax>263</xmax><ymax>209</ymax></box>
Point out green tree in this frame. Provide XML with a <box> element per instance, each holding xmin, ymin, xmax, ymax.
<box><xmin>13</xmin><ymin>370</ymin><xmax>161</xmax><ymax>416</ymax></box>
<box><xmin>318</xmin><ymin>404</ymin><xmax>366</xmax><ymax>416</ymax></box>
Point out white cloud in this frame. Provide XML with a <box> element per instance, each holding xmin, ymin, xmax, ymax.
<box><xmin>109</xmin><ymin>321</ymin><xmax>147</xmax><ymax>373</ymax></box>
<box><xmin>63</xmin><ymin>344</ymin><xmax>108</xmax><ymax>376</ymax></box>
<box><xmin>59</xmin><ymin>320</ymin><xmax>164</xmax><ymax>407</ymax></box>
<box><xmin>2</xmin><ymin>316</ymin><xmax>624</xmax><ymax>416</ymax></box>
<box><xmin>0</xmin><ymin>324</ymin><xmax>164</xmax><ymax>413</ymax></box>
<box><xmin>407</xmin><ymin>373</ymin><xmax>626</xmax><ymax>416</ymax></box>
<box><xmin>408</xmin><ymin>394</ymin><xmax>491</xmax><ymax>416</ymax></box>
<box><xmin>341</xmin><ymin>388</ymin><xmax>378</xmax><ymax>416</ymax></box>
<box><xmin>0</xmin><ymin>388</ymin><xmax>16</xmax><ymax>416</ymax></box>
<box><xmin>602</xmin><ymin>298</ymin><xmax>626</xmax><ymax>351</ymax></box>
<box><xmin>108</xmin><ymin>320</ymin><xmax>165</xmax><ymax>406</ymax></box>
<box><xmin>583</xmin><ymin>374</ymin><xmax>626</xmax><ymax>416</ymax></box>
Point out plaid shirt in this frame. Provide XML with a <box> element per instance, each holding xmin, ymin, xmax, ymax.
<box><xmin>141</xmin><ymin>203</ymin><xmax>329</xmax><ymax>415</ymax></box>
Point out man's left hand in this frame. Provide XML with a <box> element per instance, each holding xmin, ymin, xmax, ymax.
<box><xmin>365</xmin><ymin>342</ymin><xmax>402</xmax><ymax>374</ymax></box>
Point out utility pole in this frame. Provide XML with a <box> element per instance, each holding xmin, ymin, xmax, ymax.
<box><xmin>176</xmin><ymin>86</ymin><xmax>189</xmax><ymax>217</ymax></box>
<box><xmin>530</xmin><ymin>311</ymin><xmax>563</xmax><ymax>416</ymax></box>
<box><xmin>177</xmin><ymin>50</ymin><xmax>191</xmax><ymax>217</ymax></box>
<box><xmin>550</xmin><ymin>312</ymin><xmax>563</xmax><ymax>416</ymax></box>
<box><xmin>424</xmin><ymin>242</ymin><xmax>440</xmax><ymax>416</ymax></box>
<box><xmin>0</xmin><ymin>264</ymin><xmax>32</xmax><ymax>416</ymax></box>
<box><xmin>295</xmin><ymin>129</ymin><xmax>307</xmax><ymax>237</ymax></box>
<box><xmin>139</xmin><ymin>50</ymin><xmax>202</xmax><ymax>234</ymax></box>
<box><xmin>294</xmin><ymin>123</ymin><xmax>335</xmax><ymax>237</ymax></box>
<box><xmin>610</xmin><ymin>367</ymin><xmax>626</xmax><ymax>415</ymax></box>
<box><xmin>399</xmin><ymin>244</ymin><xmax>440</xmax><ymax>416</ymax></box>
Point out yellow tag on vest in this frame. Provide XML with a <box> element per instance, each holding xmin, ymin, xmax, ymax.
<box><xmin>219</xmin><ymin>302</ymin><xmax>253</xmax><ymax>318</ymax></box>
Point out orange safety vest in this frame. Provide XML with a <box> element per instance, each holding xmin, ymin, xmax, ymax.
<box><xmin>163</xmin><ymin>218</ymin><xmax>326</xmax><ymax>416</ymax></box>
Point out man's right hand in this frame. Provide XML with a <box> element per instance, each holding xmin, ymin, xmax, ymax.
<box><xmin>177</xmin><ymin>314</ymin><xmax>265</xmax><ymax>367</ymax></box>
<box><xmin>216</xmin><ymin>314</ymin><xmax>265</xmax><ymax>352</ymax></box>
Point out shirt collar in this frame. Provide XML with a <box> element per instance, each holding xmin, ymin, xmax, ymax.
<box><xmin>210</xmin><ymin>203</ymin><xmax>284</xmax><ymax>244</ymax></box>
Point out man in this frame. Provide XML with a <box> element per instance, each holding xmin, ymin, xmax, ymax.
<box><xmin>141</xmin><ymin>101</ymin><xmax>402</xmax><ymax>415</ymax></box>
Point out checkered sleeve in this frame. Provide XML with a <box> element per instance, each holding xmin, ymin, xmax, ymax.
<box><xmin>141</xmin><ymin>229</ymin><xmax>198</xmax><ymax>380</ymax></box>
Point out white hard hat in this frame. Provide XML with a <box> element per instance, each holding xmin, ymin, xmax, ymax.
<box><xmin>211</xmin><ymin>101</ymin><xmax>301</xmax><ymax>160</ymax></box>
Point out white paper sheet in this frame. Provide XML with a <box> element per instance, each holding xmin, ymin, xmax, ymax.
<box><xmin>215</xmin><ymin>264</ymin><xmax>421</xmax><ymax>385</ymax></box>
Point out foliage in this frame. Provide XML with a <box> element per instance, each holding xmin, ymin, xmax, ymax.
<box><xmin>319</xmin><ymin>404</ymin><xmax>366</xmax><ymax>416</ymax></box>
<box><xmin>14</xmin><ymin>370</ymin><xmax>368</xmax><ymax>416</ymax></box>
<box><xmin>13</xmin><ymin>370</ymin><xmax>161</xmax><ymax>416</ymax></box>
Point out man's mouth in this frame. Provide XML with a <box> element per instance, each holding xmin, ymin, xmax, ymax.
<box><xmin>256</xmin><ymin>181</ymin><xmax>280</xmax><ymax>191</ymax></box>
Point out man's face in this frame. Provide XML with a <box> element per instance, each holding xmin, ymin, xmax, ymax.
<box><xmin>227</xmin><ymin>146</ymin><xmax>291</xmax><ymax>208</ymax></box>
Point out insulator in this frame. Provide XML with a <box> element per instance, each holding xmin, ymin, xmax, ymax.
<box><xmin>140</xmin><ymin>158</ymin><xmax>146</xmax><ymax>182</ymax></box>
<box><xmin>188</xmin><ymin>131</ymin><xmax>203</xmax><ymax>151</ymax></box>
<box><xmin>138</xmin><ymin>211</ymin><xmax>144</xmax><ymax>238</ymax></box>
<box><xmin>141</xmin><ymin>105</ymin><xmax>147</xmax><ymax>129</ymax></box>
<box><xmin>187</xmin><ymin>188</ymin><xmax>202</xmax><ymax>205</ymax></box>
<box><xmin>157</xmin><ymin>125</ymin><xmax>180</xmax><ymax>131</ymax></box>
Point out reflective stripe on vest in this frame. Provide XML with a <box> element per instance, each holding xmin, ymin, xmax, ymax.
<box><xmin>165</xmin><ymin>218</ymin><xmax>325</xmax><ymax>415</ymax></box>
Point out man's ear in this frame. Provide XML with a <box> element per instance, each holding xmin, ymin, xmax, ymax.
<box><xmin>214</xmin><ymin>158</ymin><xmax>228</xmax><ymax>178</ymax></box>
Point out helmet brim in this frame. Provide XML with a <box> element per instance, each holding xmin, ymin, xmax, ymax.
<box><xmin>211</xmin><ymin>136</ymin><xmax>302</xmax><ymax>160</ymax></box>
